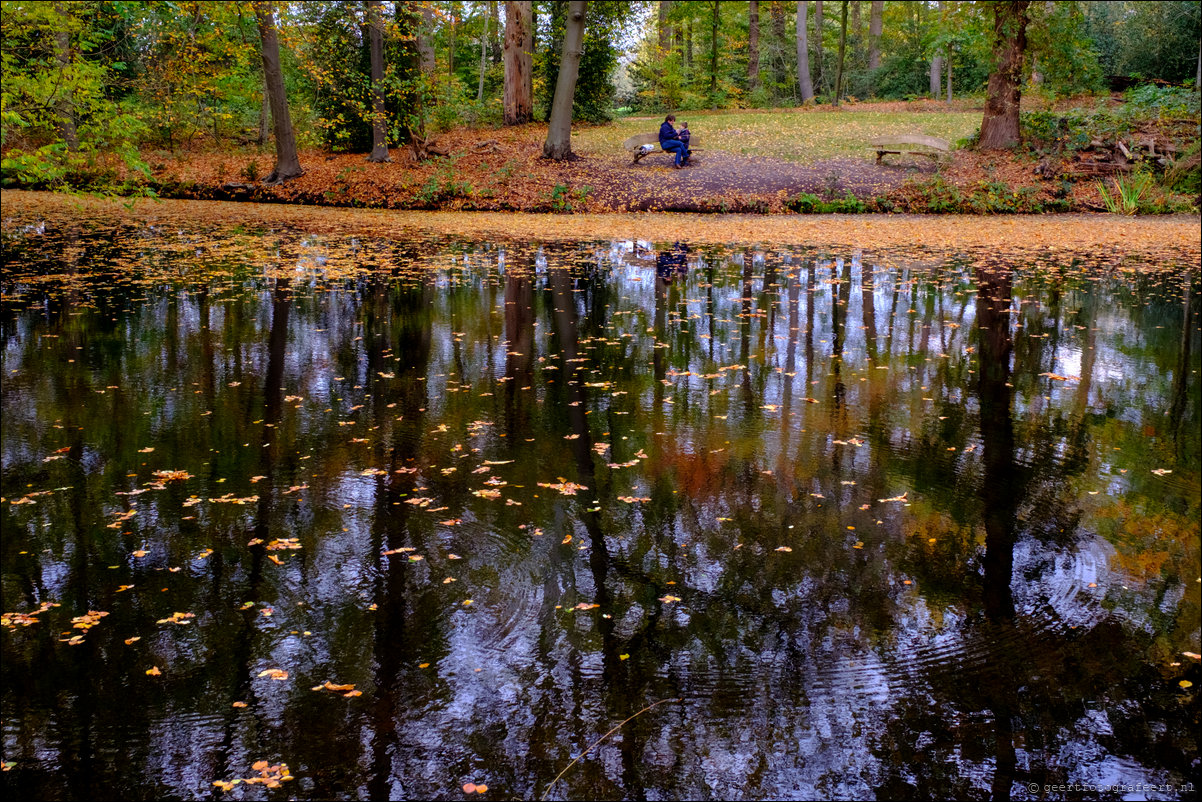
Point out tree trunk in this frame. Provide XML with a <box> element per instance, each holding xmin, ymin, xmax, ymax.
<box><xmin>503</xmin><ymin>1</ymin><xmax>533</xmax><ymax>124</ymax></box>
<box><xmin>979</xmin><ymin>0</ymin><xmax>1030</xmax><ymax>150</ymax></box>
<box><xmin>749</xmin><ymin>0</ymin><xmax>760</xmax><ymax>92</ymax></box>
<box><xmin>868</xmin><ymin>0</ymin><xmax>882</xmax><ymax>71</ymax></box>
<box><xmin>814</xmin><ymin>0</ymin><xmax>824</xmax><ymax>93</ymax></box>
<box><xmin>257</xmin><ymin>74</ymin><xmax>271</xmax><ymax>146</ymax></box>
<box><xmin>797</xmin><ymin>1</ymin><xmax>814</xmax><ymax>102</ymax></box>
<box><xmin>477</xmin><ymin>2</ymin><xmax>489</xmax><ymax>101</ymax></box>
<box><xmin>543</xmin><ymin>0</ymin><xmax>587</xmax><ymax>160</ymax></box>
<box><xmin>834</xmin><ymin>0</ymin><xmax>848</xmax><ymax>105</ymax></box>
<box><xmin>418</xmin><ymin>3</ymin><xmax>436</xmax><ymax>73</ymax></box>
<box><xmin>850</xmin><ymin>0</ymin><xmax>859</xmax><ymax>38</ymax></box>
<box><xmin>946</xmin><ymin>56</ymin><xmax>953</xmax><ymax>103</ymax></box>
<box><xmin>253</xmin><ymin>2</ymin><xmax>302</xmax><ymax>183</ymax></box>
<box><xmin>930</xmin><ymin>0</ymin><xmax>943</xmax><ymax>98</ymax></box>
<box><xmin>770</xmin><ymin>1</ymin><xmax>786</xmax><ymax>88</ymax></box>
<box><xmin>658</xmin><ymin>0</ymin><xmax>673</xmax><ymax>53</ymax></box>
<box><xmin>710</xmin><ymin>1</ymin><xmax>720</xmax><ymax>96</ymax></box>
<box><xmin>52</xmin><ymin>2</ymin><xmax>79</xmax><ymax>152</ymax></box>
<box><xmin>367</xmin><ymin>0</ymin><xmax>390</xmax><ymax>162</ymax></box>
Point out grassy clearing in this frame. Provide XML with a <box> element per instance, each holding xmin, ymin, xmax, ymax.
<box><xmin>572</xmin><ymin>107</ymin><xmax>982</xmax><ymax>164</ymax></box>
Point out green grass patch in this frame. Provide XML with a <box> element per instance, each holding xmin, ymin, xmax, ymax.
<box><xmin>572</xmin><ymin>108</ymin><xmax>981</xmax><ymax>164</ymax></box>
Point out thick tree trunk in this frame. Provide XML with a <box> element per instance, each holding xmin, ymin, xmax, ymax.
<box><xmin>868</xmin><ymin>0</ymin><xmax>882</xmax><ymax>71</ymax></box>
<box><xmin>543</xmin><ymin>0</ymin><xmax>587</xmax><ymax>160</ymax></box>
<box><xmin>814</xmin><ymin>0</ymin><xmax>825</xmax><ymax>93</ymax></box>
<box><xmin>503</xmin><ymin>1</ymin><xmax>533</xmax><ymax>124</ymax></box>
<box><xmin>749</xmin><ymin>0</ymin><xmax>760</xmax><ymax>91</ymax></box>
<box><xmin>658</xmin><ymin>0</ymin><xmax>673</xmax><ymax>53</ymax></box>
<box><xmin>52</xmin><ymin>2</ymin><xmax>79</xmax><ymax>152</ymax></box>
<box><xmin>253</xmin><ymin>2</ymin><xmax>302</xmax><ymax>183</ymax></box>
<box><xmin>851</xmin><ymin>0</ymin><xmax>860</xmax><ymax>38</ymax></box>
<box><xmin>257</xmin><ymin>74</ymin><xmax>271</xmax><ymax>146</ymax></box>
<box><xmin>367</xmin><ymin>0</ymin><xmax>390</xmax><ymax>162</ymax></box>
<box><xmin>834</xmin><ymin>0</ymin><xmax>848</xmax><ymax>105</ymax></box>
<box><xmin>710</xmin><ymin>1</ymin><xmax>720</xmax><ymax>96</ymax></box>
<box><xmin>419</xmin><ymin>3</ymin><xmax>436</xmax><ymax>73</ymax></box>
<box><xmin>797</xmin><ymin>1</ymin><xmax>814</xmax><ymax>102</ymax></box>
<box><xmin>979</xmin><ymin>0</ymin><xmax>1029</xmax><ymax>149</ymax></box>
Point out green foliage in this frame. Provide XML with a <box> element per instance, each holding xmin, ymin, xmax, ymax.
<box><xmin>537</xmin><ymin>1</ymin><xmax>629</xmax><ymax>124</ymax></box>
<box><xmin>549</xmin><ymin>183</ymin><xmax>590</xmax><ymax>212</ymax></box>
<box><xmin>1123</xmin><ymin>85</ymin><xmax>1202</xmax><ymax>119</ymax></box>
<box><xmin>1026</xmin><ymin>1</ymin><xmax>1105</xmax><ymax>97</ymax></box>
<box><xmin>784</xmin><ymin>191</ymin><xmax>867</xmax><ymax>214</ymax></box>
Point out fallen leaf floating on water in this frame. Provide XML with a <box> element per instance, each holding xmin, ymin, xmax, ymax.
<box><xmin>310</xmin><ymin>680</ymin><xmax>361</xmax><ymax>697</ymax></box>
<box><xmin>878</xmin><ymin>492</ymin><xmax>909</xmax><ymax>503</ymax></box>
<box><xmin>152</xmin><ymin>469</ymin><xmax>192</xmax><ymax>482</ymax></box>
<box><xmin>146</xmin><ymin>666</ymin><xmax>162</xmax><ymax>676</ymax></box>
<box><xmin>1038</xmin><ymin>372</ymin><xmax>1079</xmax><ymax>381</ymax></box>
<box><xmin>462</xmin><ymin>783</ymin><xmax>488</xmax><ymax>794</ymax></box>
<box><xmin>573</xmin><ymin>602</ymin><xmax>600</xmax><ymax>611</ymax></box>
<box><xmin>775</xmin><ymin>546</ymin><xmax>793</xmax><ymax>552</ymax></box>
<box><xmin>257</xmin><ymin>668</ymin><xmax>289</xmax><ymax>681</ymax></box>
<box><xmin>1</xmin><ymin>601</ymin><xmax>59</xmax><ymax>628</ymax></box>
<box><xmin>659</xmin><ymin>595</ymin><xmax>681</xmax><ymax>604</ymax></box>
<box><xmin>1150</xmin><ymin>469</ymin><xmax>1172</xmax><ymax>476</ymax></box>
<box><xmin>213</xmin><ymin>761</ymin><xmax>294</xmax><ymax>792</ymax></box>
<box><xmin>156</xmin><ymin>611</ymin><xmax>195</xmax><ymax>625</ymax></box>
<box><xmin>538</xmin><ymin>480</ymin><xmax>587</xmax><ymax>496</ymax></box>
<box><xmin>1183</xmin><ymin>652</ymin><xmax>1201</xmax><ymax>660</ymax></box>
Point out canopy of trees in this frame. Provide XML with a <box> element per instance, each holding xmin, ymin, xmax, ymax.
<box><xmin>2</xmin><ymin>1</ymin><xmax>1199</xmax><ymax>182</ymax></box>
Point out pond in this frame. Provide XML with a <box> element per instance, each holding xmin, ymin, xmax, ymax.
<box><xmin>1</xmin><ymin>196</ymin><xmax>1199</xmax><ymax>800</ymax></box>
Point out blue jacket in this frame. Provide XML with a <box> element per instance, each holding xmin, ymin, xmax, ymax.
<box><xmin>659</xmin><ymin>121</ymin><xmax>679</xmax><ymax>145</ymax></box>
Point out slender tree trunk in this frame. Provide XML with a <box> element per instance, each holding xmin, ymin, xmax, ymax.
<box><xmin>448</xmin><ymin>12</ymin><xmax>457</xmax><ymax>75</ymax></box>
<box><xmin>930</xmin><ymin>0</ymin><xmax>943</xmax><ymax>98</ymax></box>
<box><xmin>834</xmin><ymin>0</ymin><xmax>848</xmax><ymax>105</ymax></box>
<box><xmin>477</xmin><ymin>2</ymin><xmax>489</xmax><ymax>101</ymax></box>
<box><xmin>710</xmin><ymin>0</ymin><xmax>720</xmax><ymax>96</ymax></box>
<box><xmin>868</xmin><ymin>0</ymin><xmax>882</xmax><ymax>71</ymax></box>
<box><xmin>52</xmin><ymin>2</ymin><xmax>79</xmax><ymax>152</ymax></box>
<box><xmin>543</xmin><ymin>0</ymin><xmax>587</xmax><ymax>160</ymax></box>
<box><xmin>1196</xmin><ymin>38</ymin><xmax>1200</xmax><ymax>86</ymax></box>
<box><xmin>367</xmin><ymin>0</ymin><xmax>390</xmax><ymax>161</ymax></box>
<box><xmin>851</xmin><ymin>0</ymin><xmax>859</xmax><ymax>38</ymax></box>
<box><xmin>418</xmin><ymin>3</ymin><xmax>436</xmax><ymax>73</ymax></box>
<box><xmin>659</xmin><ymin>0</ymin><xmax>673</xmax><ymax>53</ymax></box>
<box><xmin>797</xmin><ymin>1</ymin><xmax>814</xmax><ymax>102</ymax></box>
<box><xmin>503</xmin><ymin>1</ymin><xmax>533</xmax><ymax>124</ymax></box>
<box><xmin>253</xmin><ymin>2</ymin><xmax>302</xmax><ymax>183</ymax></box>
<box><xmin>979</xmin><ymin>0</ymin><xmax>1030</xmax><ymax>149</ymax></box>
<box><xmin>946</xmin><ymin>56</ymin><xmax>953</xmax><ymax>103</ymax></box>
<box><xmin>815</xmin><ymin>0</ymin><xmax>825</xmax><ymax>94</ymax></box>
<box><xmin>749</xmin><ymin>0</ymin><xmax>761</xmax><ymax>92</ymax></box>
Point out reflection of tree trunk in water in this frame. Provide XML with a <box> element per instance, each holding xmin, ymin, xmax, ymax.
<box><xmin>778</xmin><ymin>274</ymin><xmax>801</xmax><ymax>483</ymax></box>
<box><xmin>198</xmin><ymin>286</ymin><xmax>216</xmax><ymax>407</ymax></box>
<box><xmin>976</xmin><ymin>267</ymin><xmax>1017</xmax><ymax>623</ymax></box>
<box><xmin>862</xmin><ymin>258</ymin><xmax>877</xmax><ymax>365</ymax></box>
<box><xmin>654</xmin><ymin>268</ymin><xmax>669</xmax><ymax>432</ymax></box>
<box><xmin>740</xmin><ymin>254</ymin><xmax>754</xmax><ymax>417</ymax></box>
<box><xmin>367</xmin><ymin>278</ymin><xmax>433</xmax><ymax>799</ymax></box>
<box><xmin>975</xmin><ymin>265</ymin><xmax>1020</xmax><ymax>801</ymax></box>
<box><xmin>831</xmin><ymin>257</ymin><xmax>848</xmax><ymax>416</ymax></box>
<box><xmin>706</xmin><ymin>254</ymin><xmax>716</xmax><ymax>362</ymax></box>
<box><xmin>504</xmin><ymin>258</ymin><xmax>535</xmax><ymax>439</ymax></box>
<box><xmin>797</xmin><ymin>262</ymin><xmax>815</xmax><ymax>467</ymax></box>
<box><xmin>216</xmin><ymin>278</ymin><xmax>290</xmax><ymax>786</ymax></box>
<box><xmin>885</xmin><ymin>267</ymin><xmax>903</xmax><ymax>357</ymax></box>
<box><xmin>1168</xmin><ymin>275</ymin><xmax>1194</xmax><ymax>439</ymax></box>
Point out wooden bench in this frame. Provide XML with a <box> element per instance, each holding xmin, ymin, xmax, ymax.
<box><xmin>623</xmin><ymin>132</ymin><xmax>698</xmax><ymax>164</ymax></box>
<box><xmin>869</xmin><ymin>134</ymin><xmax>950</xmax><ymax>164</ymax></box>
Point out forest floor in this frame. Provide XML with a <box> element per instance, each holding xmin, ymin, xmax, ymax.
<box><xmin>42</xmin><ymin>99</ymin><xmax>1202</xmax><ymax>214</ymax></box>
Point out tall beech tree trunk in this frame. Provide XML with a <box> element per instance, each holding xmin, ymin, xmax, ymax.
<box><xmin>868</xmin><ymin>0</ymin><xmax>882</xmax><ymax>71</ymax></box>
<box><xmin>52</xmin><ymin>2</ymin><xmax>79</xmax><ymax>152</ymax></box>
<box><xmin>543</xmin><ymin>0</ymin><xmax>586</xmax><ymax>160</ymax></box>
<box><xmin>797</xmin><ymin>1</ymin><xmax>814</xmax><ymax>102</ymax></box>
<box><xmin>930</xmin><ymin>0</ymin><xmax>944</xmax><ymax>98</ymax></box>
<box><xmin>814</xmin><ymin>0</ymin><xmax>825</xmax><ymax>93</ymax></box>
<box><xmin>834</xmin><ymin>0</ymin><xmax>848</xmax><ymax>105</ymax></box>
<box><xmin>418</xmin><ymin>4</ymin><xmax>436</xmax><ymax>73</ymax></box>
<box><xmin>477</xmin><ymin>3</ymin><xmax>489</xmax><ymax>101</ymax></box>
<box><xmin>367</xmin><ymin>0</ymin><xmax>390</xmax><ymax>162</ymax></box>
<box><xmin>979</xmin><ymin>0</ymin><xmax>1030</xmax><ymax>149</ymax></box>
<box><xmin>851</xmin><ymin>0</ymin><xmax>860</xmax><ymax>38</ymax></box>
<box><xmin>749</xmin><ymin>0</ymin><xmax>760</xmax><ymax>92</ymax></box>
<box><xmin>253</xmin><ymin>1</ymin><xmax>302</xmax><ymax>183</ymax></box>
<box><xmin>770</xmin><ymin>0</ymin><xmax>786</xmax><ymax>88</ymax></box>
<box><xmin>710</xmin><ymin>1</ymin><xmax>720</xmax><ymax>96</ymax></box>
<box><xmin>503</xmin><ymin>1</ymin><xmax>533</xmax><ymax>124</ymax></box>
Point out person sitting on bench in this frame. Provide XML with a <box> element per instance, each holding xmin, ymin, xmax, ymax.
<box><xmin>659</xmin><ymin>114</ymin><xmax>688</xmax><ymax>168</ymax></box>
<box><xmin>678</xmin><ymin>122</ymin><xmax>691</xmax><ymax>159</ymax></box>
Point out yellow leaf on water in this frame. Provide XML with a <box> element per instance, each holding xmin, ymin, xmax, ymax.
<box><xmin>146</xmin><ymin>666</ymin><xmax>161</xmax><ymax>675</ymax></box>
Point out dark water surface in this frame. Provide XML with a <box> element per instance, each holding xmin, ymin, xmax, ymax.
<box><xmin>1</xmin><ymin>208</ymin><xmax>1199</xmax><ymax>800</ymax></box>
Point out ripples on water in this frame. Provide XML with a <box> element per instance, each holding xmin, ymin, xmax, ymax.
<box><xmin>1</xmin><ymin>208</ymin><xmax>1199</xmax><ymax>800</ymax></box>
